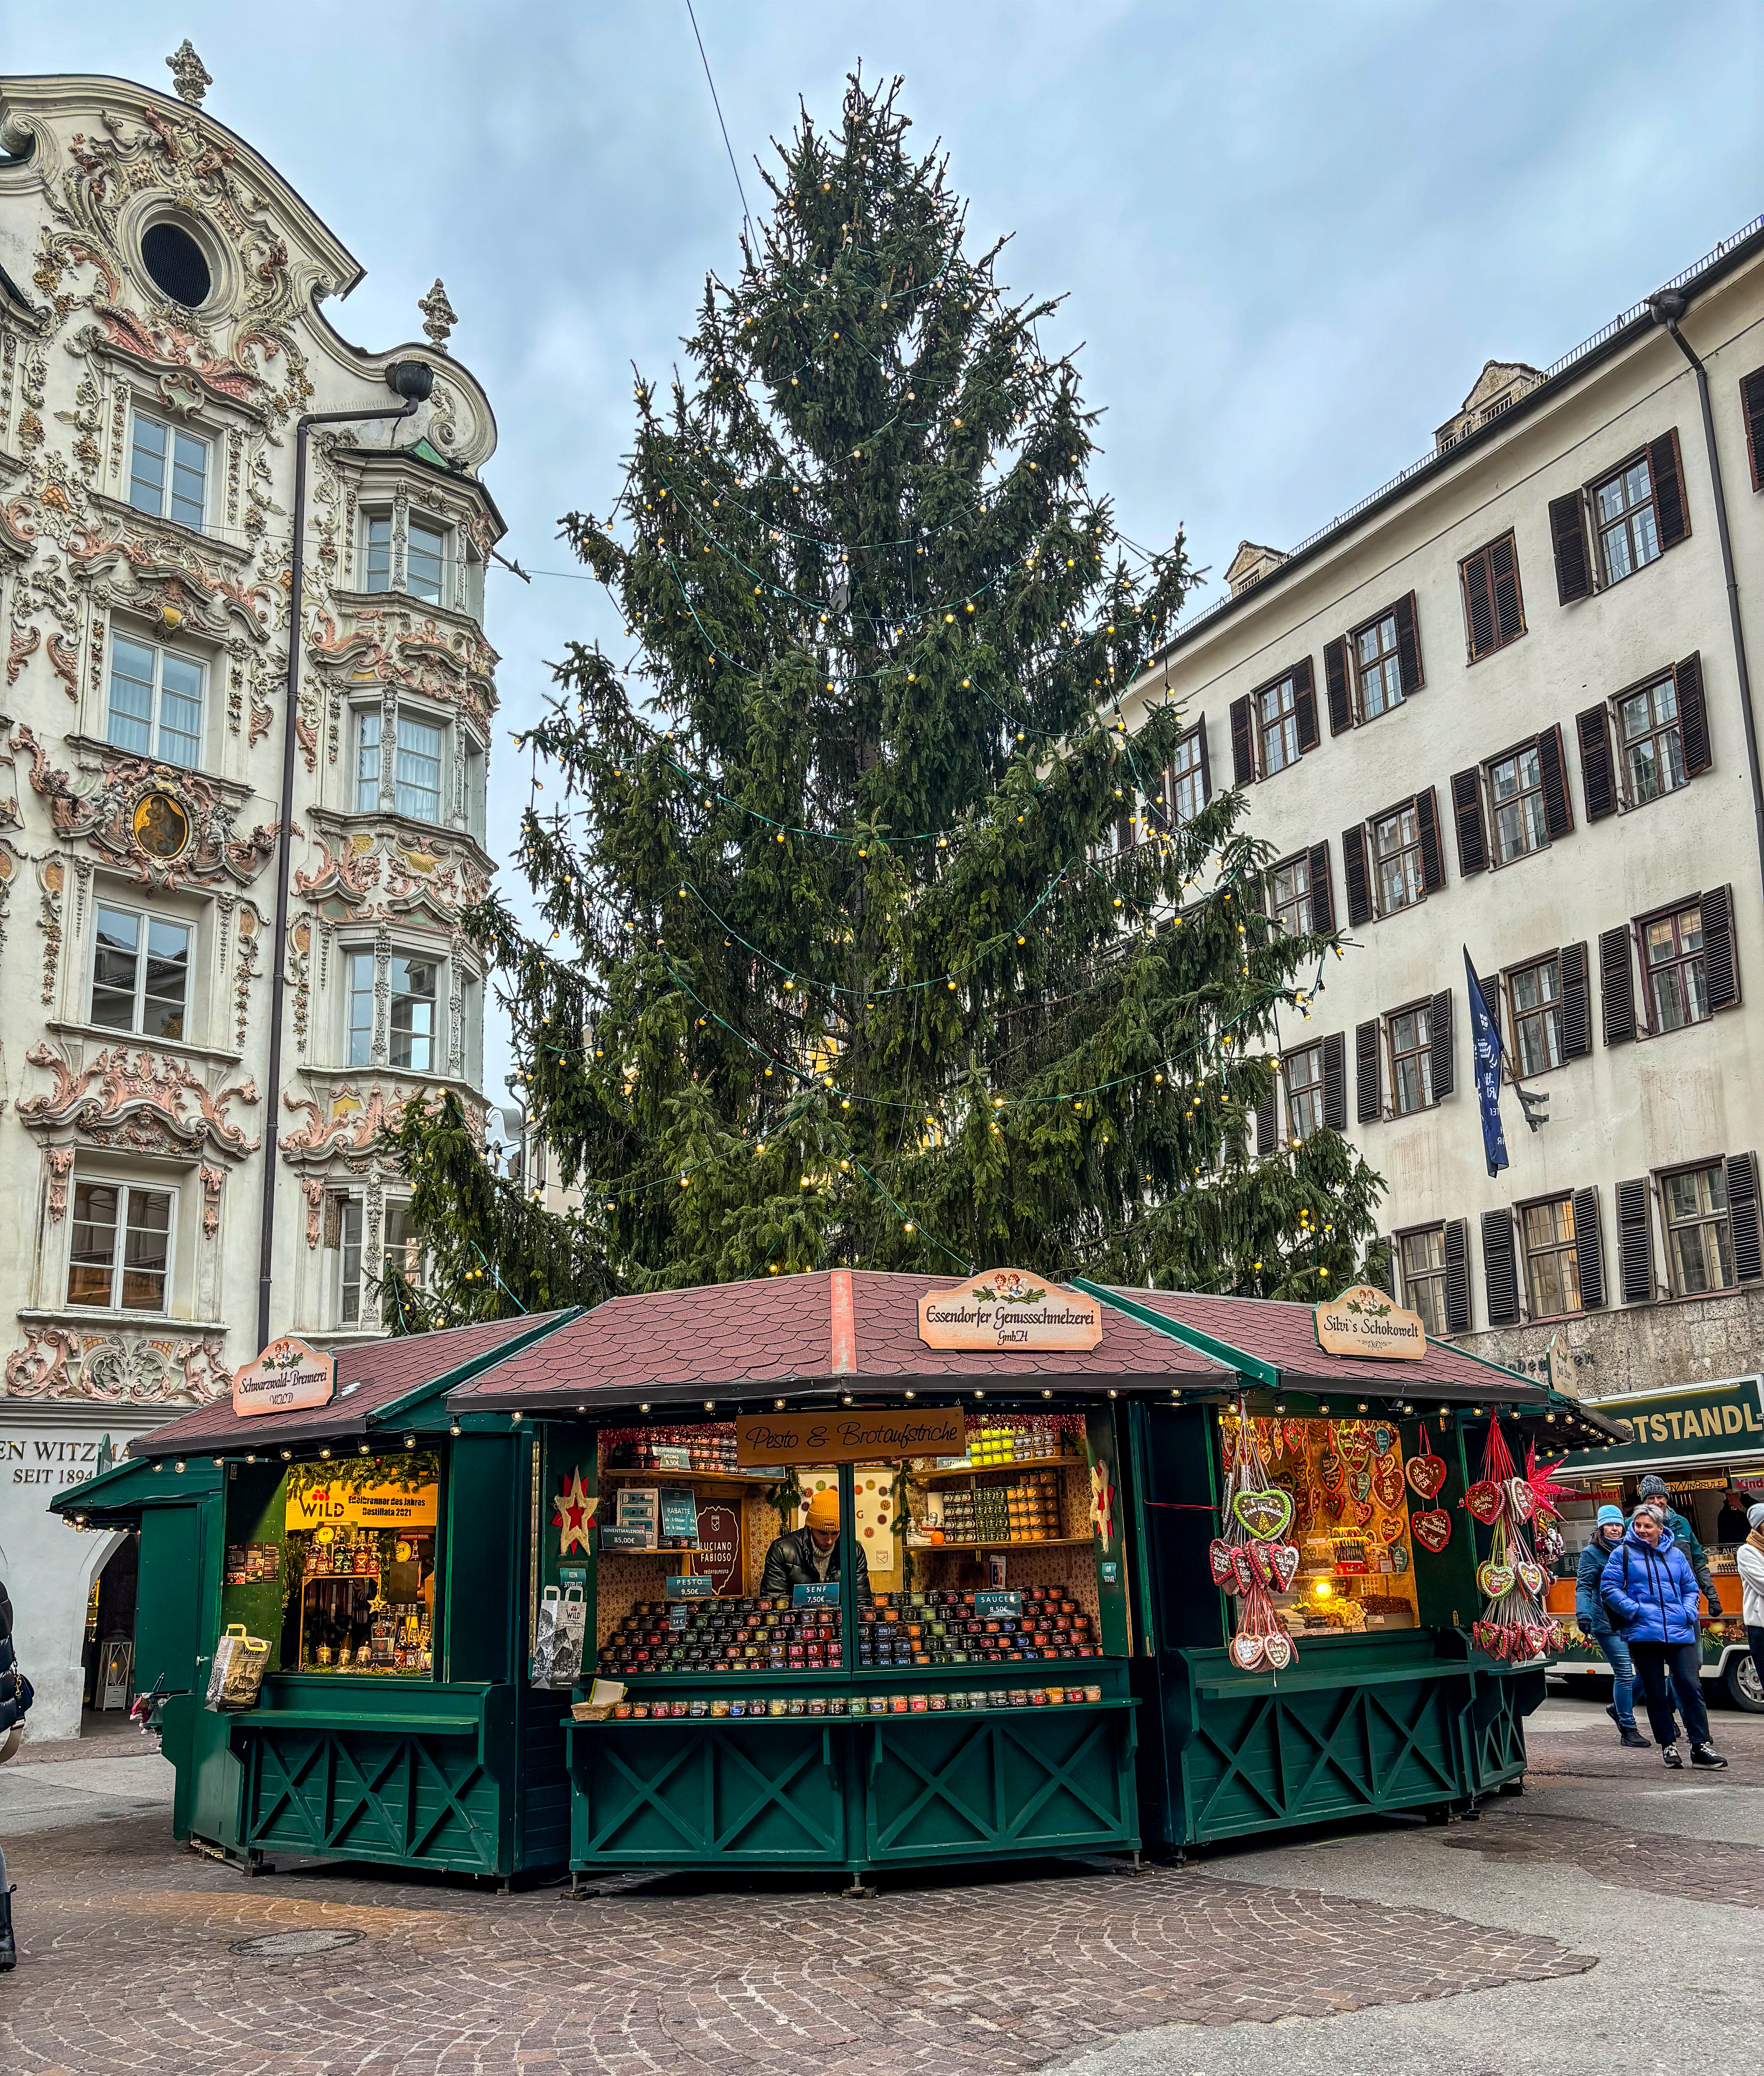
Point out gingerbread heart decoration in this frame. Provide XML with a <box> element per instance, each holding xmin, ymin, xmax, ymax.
<box><xmin>1506</xmin><ymin>1478</ymin><xmax>1535</xmax><ymax>1523</ymax></box>
<box><xmin>1208</xmin><ymin>1538</ymin><xmax>1237</xmax><ymax>1587</ymax></box>
<box><xmin>1270</xmin><ymin>1542</ymin><xmax>1302</xmax><ymax>1593</ymax></box>
<box><xmin>1351</xmin><ymin>1467</ymin><xmax>1372</xmax><ymax>1503</ymax></box>
<box><xmin>1371</xmin><ymin>1424</ymin><xmax>1397</xmax><ymax>1459</ymax></box>
<box><xmin>1411</xmin><ymin>1509</ymin><xmax>1452</xmax><ymax>1554</ymax></box>
<box><xmin>1322</xmin><ymin>1485</ymin><xmax>1346</xmax><ymax>1522</ymax></box>
<box><xmin>1351</xmin><ymin>1497</ymin><xmax>1376</xmax><ymax>1530</ymax></box>
<box><xmin>1516</xmin><ymin>1560</ymin><xmax>1547</xmax><ymax>1597</ymax></box>
<box><xmin>1320</xmin><ymin>1449</ymin><xmax>1343</xmax><ymax>1489</ymax></box>
<box><xmin>1377</xmin><ymin>1512</ymin><xmax>1404</xmax><ymax>1545</ymax></box>
<box><xmin>1405</xmin><ymin>1452</ymin><xmax>1448</xmax><ymax>1500</ymax></box>
<box><xmin>1282</xmin><ymin>1418</ymin><xmax>1306</xmax><ymax>1456</ymax></box>
<box><xmin>1338</xmin><ymin>1429</ymin><xmax>1372</xmax><ymax>1471</ymax></box>
<box><xmin>1372</xmin><ymin>1455</ymin><xmax>1403</xmax><ymax>1509</ymax></box>
<box><xmin>1247</xmin><ymin>1539</ymin><xmax>1276</xmax><ymax>1589</ymax></box>
<box><xmin>1464</xmin><ymin>1480</ymin><xmax>1503</xmax><ymax>1524</ymax></box>
<box><xmin>1264</xmin><ymin>1628</ymin><xmax>1294</xmax><ymax>1670</ymax></box>
<box><xmin>1233</xmin><ymin>1487</ymin><xmax>1294</xmax><ymax>1541</ymax></box>
<box><xmin>1477</xmin><ymin>1559</ymin><xmax>1515</xmax><ymax>1599</ymax></box>
<box><xmin>1229</xmin><ymin>1631</ymin><xmax>1267</xmax><ymax>1671</ymax></box>
<box><xmin>1230</xmin><ymin>1545</ymin><xmax>1256</xmax><ymax>1596</ymax></box>
<box><xmin>1391</xmin><ymin>1544</ymin><xmax>1410</xmax><ymax>1574</ymax></box>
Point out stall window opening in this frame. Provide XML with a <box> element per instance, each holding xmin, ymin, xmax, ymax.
<box><xmin>280</xmin><ymin>1455</ymin><xmax>440</xmax><ymax>1674</ymax></box>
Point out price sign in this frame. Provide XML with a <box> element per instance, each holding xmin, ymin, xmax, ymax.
<box><xmin>666</xmin><ymin>1574</ymin><xmax>714</xmax><ymax>1600</ymax></box>
<box><xmin>597</xmin><ymin>1525</ymin><xmax>652</xmax><ymax>1551</ymax></box>
<box><xmin>976</xmin><ymin>1590</ymin><xmax>1021</xmax><ymax>1621</ymax></box>
<box><xmin>659</xmin><ymin>1488</ymin><xmax>701</xmax><ymax>1543</ymax></box>
<box><xmin>792</xmin><ymin>1581</ymin><xmax>841</xmax><ymax>1609</ymax></box>
<box><xmin>652</xmin><ymin>1445</ymin><xmax>693</xmax><ymax>1471</ymax></box>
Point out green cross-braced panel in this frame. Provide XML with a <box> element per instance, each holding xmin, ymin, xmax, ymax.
<box><xmin>572</xmin><ymin>1725</ymin><xmax>847</xmax><ymax>1866</ymax></box>
<box><xmin>242</xmin><ymin>1728</ymin><xmax>499</xmax><ymax>1873</ymax></box>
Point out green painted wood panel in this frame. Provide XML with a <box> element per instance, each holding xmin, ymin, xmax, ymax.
<box><xmin>571</xmin><ymin>1722</ymin><xmax>847</xmax><ymax>1865</ymax></box>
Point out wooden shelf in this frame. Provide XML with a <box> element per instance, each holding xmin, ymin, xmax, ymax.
<box><xmin>602</xmin><ymin>1467</ymin><xmax>776</xmax><ymax>1489</ymax></box>
<box><xmin>913</xmin><ymin>1536</ymin><xmax>1092</xmax><ymax>1552</ymax></box>
<box><xmin>915</xmin><ymin>1456</ymin><xmax>1082</xmax><ymax>1483</ymax></box>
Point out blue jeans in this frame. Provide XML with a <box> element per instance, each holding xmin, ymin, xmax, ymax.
<box><xmin>1589</xmin><ymin>1625</ymin><xmax>1637</xmax><ymax>1729</ymax></box>
<box><xmin>1630</xmin><ymin>1639</ymin><xmax>1710</xmax><ymax>1749</ymax></box>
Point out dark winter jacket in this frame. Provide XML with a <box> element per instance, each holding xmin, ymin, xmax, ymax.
<box><xmin>1601</xmin><ymin>1527</ymin><xmax>1703</xmax><ymax>1646</ymax></box>
<box><xmin>0</xmin><ymin>1577</ymin><xmax>24</xmax><ymax>1735</ymax></box>
<box><xmin>1575</xmin><ymin>1531</ymin><xmax>1626</xmax><ymax>1632</ymax></box>
<box><xmin>758</xmin><ymin>1527</ymin><xmax>873</xmax><ymax>1602</ymax></box>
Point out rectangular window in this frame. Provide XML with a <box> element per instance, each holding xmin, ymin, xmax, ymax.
<box><xmin>389</xmin><ymin>956</ymin><xmax>437</xmax><ymax>1072</ymax></box>
<box><xmin>394</xmin><ymin>712</ymin><xmax>444</xmax><ymax>822</ymax></box>
<box><xmin>1271</xmin><ymin>854</ymin><xmax>1312</xmax><ymax>936</ymax></box>
<box><xmin>1354</xmin><ymin>611</ymin><xmax>1404</xmax><ymax>721</ymax></box>
<box><xmin>67</xmin><ymin>1181</ymin><xmax>172</xmax><ymax>1312</ymax></box>
<box><xmin>1258</xmin><ymin>674</ymin><xmax>1300</xmax><ymax>776</ymax></box>
<box><xmin>1399</xmin><ymin>1226</ymin><xmax>1449</xmax><ymax>1336</ymax></box>
<box><xmin>1617</xmin><ymin>675</ymin><xmax>1687</xmax><ymax>806</ymax></box>
<box><xmin>1521</xmin><ymin>1196</ymin><xmax>1582</xmax><ymax>1317</ymax></box>
<box><xmin>1643</xmin><ymin>903</ymin><xmax>1708</xmax><ymax>1032</ymax></box>
<box><xmin>1168</xmin><ymin>727</ymin><xmax>1206</xmax><ymax>824</ymax></box>
<box><xmin>337</xmin><ymin>1196</ymin><xmax>365</xmax><ymax>1325</ymax></box>
<box><xmin>1594</xmin><ymin>453</ymin><xmax>1661</xmax><ymax>586</ymax></box>
<box><xmin>382</xmin><ymin>1201</ymin><xmax>426</xmax><ymax>1291</ymax></box>
<box><xmin>1662</xmin><ymin>1162</ymin><xmax>1734</xmax><ymax>1295</ymax></box>
<box><xmin>1488</xmin><ymin>743</ymin><xmax>1547</xmax><ymax>864</ymax></box>
<box><xmin>406</xmin><ymin>521</ymin><xmax>446</xmax><ymax>606</ymax></box>
<box><xmin>128</xmin><ymin>413</ymin><xmax>207</xmax><ymax>531</ymax></box>
<box><xmin>108</xmin><ymin>635</ymin><xmax>203</xmax><ymax>768</ymax></box>
<box><xmin>1506</xmin><ymin>955</ymin><xmax>1562</xmax><ymax>1077</ymax></box>
<box><xmin>91</xmin><ymin>904</ymin><xmax>192</xmax><ymax>1040</ymax></box>
<box><xmin>364</xmin><ymin>516</ymin><xmax>393</xmax><ymax>593</ymax></box>
<box><xmin>356</xmin><ymin>710</ymin><xmax>383</xmax><ymax>812</ymax></box>
<box><xmin>1372</xmin><ymin>803</ymin><xmax>1423</xmax><ymax>915</ymax></box>
<box><xmin>1283</xmin><ymin>1043</ymin><xmax>1323</xmax><ymax>1141</ymax></box>
<box><xmin>347</xmin><ymin>950</ymin><xmax>376</xmax><ymax>1067</ymax></box>
<box><xmin>1388</xmin><ymin>1002</ymin><xmax>1433</xmax><ymax>1116</ymax></box>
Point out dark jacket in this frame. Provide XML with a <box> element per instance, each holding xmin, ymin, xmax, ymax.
<box><xmin>759</xmin><ymin>1527</ymin><xmax>872</xmax><ymax>1602</ymax></box>
<box><xmin>1575</xmin><ymin>1531</ymin><xmax>1625</xmax><ymax>1631</ymax></box>
<box><xmin>0</xmin><ymin>1577</ymin><xmax>24</xmax><ymax>1735</ymax></box>
<box><xmin>1601</xmin><ymin>1527</ymin><xmax>1702</xmax><ymax>1646</ymax></box>
<box><xmin>1716</xmin><ymin>1504</ymin><xmax>1752</xmax><ymax>1547</ymax></box>
<box><xmin>1654</xmin><ymin>1503</ymin><xmax>1720</xmax><ymax>1610</ymax></box>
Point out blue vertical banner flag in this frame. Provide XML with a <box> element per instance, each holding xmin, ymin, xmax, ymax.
<box><xmin>1463</xmin><ymin>949</ymin><xmax>1508</xmax><ymax>1178</ymax></box>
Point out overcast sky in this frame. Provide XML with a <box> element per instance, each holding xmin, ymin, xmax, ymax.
<box><xmin>4</xmin><ymin>2</ymin><xmax>1759</xmax><ymax>1113</ymax></box>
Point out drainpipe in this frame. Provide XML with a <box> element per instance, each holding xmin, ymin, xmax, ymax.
<box><xmin>254</xmin><ymin>361</ymin><xmax>435</xmax><ymax>1354</ymax></box>
<box><xmin>1649</xmin><ymin>292</ymin><xmax>1764</xmax><ymax>905</ymax></box>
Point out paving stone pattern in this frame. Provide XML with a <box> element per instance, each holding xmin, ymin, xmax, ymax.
<box><xmin>0</xmin><ymin>1815</ymin><xmax>1591</xmax><ymax>2076</ymax></box>
<box><xmin>1444</xmin><ymin>1808</ymin><xmax>1764</xmax><ymax>1905</ymax></box>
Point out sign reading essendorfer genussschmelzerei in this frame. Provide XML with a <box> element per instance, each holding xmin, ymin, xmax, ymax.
<box><xmin>917</xmin><ymin>1269</ymin><xmax>1103</xmax><ymax>1352</ymax></box>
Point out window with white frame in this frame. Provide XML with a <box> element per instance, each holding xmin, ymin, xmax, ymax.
<box><xmin>362</xmin><ymin>514</ymin><xmax>447</xmax><ymax>604</ymax></box>
<box><xmin>91</xmin><ymin>904</ymin><xmax>192</xmax><ymax>1040</ymax></box>
<box><xmin>68</xmin><ymin>1179</ymin><xmax>173</xmax><ymax>1312</ymax></box>
<box><xmin>355</xmin><ymin>705</ymin><xmax>447</xmax><ymax>822</ymax></box>
<box><xmin>346</xmin><ymin>951</ymin><xmax>376</xmax><ymax>1067</ymax></box>
<box><xmin>334</xmin><ymin>1195</ymin><xmax>425</xmax><ymax>1327</ymax></box>
<box><xmin>128</xmin><ymin>411</ymin><xmax>208</xmax><ymax>531</ymax></box>
<box><xmin>345</xmin><ymin>948</ymin><xmax>439</xmax><ymax>1072</ymax></box>
<box><xmin>108</xmin><ymin>633</ymin><xmax>203</xmax><ymax>768</ymax></box>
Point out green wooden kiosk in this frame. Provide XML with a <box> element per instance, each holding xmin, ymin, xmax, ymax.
<box><xmin>441</xmin><ymin>1270</ymin><xmax>1624</xmax><ymax>1883</ymax></box>
<box><xmin>51</xmin><ymin>1309</ymin><xmax>577</xmax><ymax>1882</ymax></box>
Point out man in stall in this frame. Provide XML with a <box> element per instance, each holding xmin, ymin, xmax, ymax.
<box><xmin>760</xmin><ymin>1486</ymin><xmax>873</xmax><ymax>1602</ymax></box>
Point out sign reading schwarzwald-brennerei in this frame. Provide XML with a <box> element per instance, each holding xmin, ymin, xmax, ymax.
<box><xmin>233</xmin><ymin>1335</ymin><xmax>336</xmax><ymax>1417</ymax></box>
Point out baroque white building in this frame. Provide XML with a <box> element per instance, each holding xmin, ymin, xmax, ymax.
<box><xmin>0</xmin><ymin>47</ymin><xmax>503</xmax><ymax>1734</ymax></box>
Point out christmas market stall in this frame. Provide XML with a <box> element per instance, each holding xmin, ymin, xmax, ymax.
<box><xmin>49</xmin><ymin>1310</ymin><xmax>576</xmax><ymax>1880</ymax></box>
<box><xmin>445</xmin><ymin>1268</ymin><xmax>1626</xmax><ymax>1885</ymax></box>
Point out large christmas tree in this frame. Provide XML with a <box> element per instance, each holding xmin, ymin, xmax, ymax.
<box><xmin>387</xmin><ymin>73</ymin><xmax>1385</xmax><ymax>1328</ymax></box>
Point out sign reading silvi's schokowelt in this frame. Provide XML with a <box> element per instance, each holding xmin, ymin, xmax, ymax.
<box><xmin>917</xmin><ymin>1270</ymin><xmax>1103</xmax><ymax>1351</ymax></box>
<box><xmin>1313</xmin><ymin>1286</ymin><xmax>1428</xmax><ymax>1361</ymax></box>
<box><xmin>233</xmin><ymin>1335</ymin><xmax>336</xmax><ymax>1417</ymax></box>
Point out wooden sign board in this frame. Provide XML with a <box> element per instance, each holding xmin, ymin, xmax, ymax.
<box><xmin>1314</xmin><ymin>1286</ymin><xmax>1428</xmax><ymax>1361</ymax></box>
<box><xmin>918</xmin><ymin>1270</ymin><xmax>1103</xmax><ymax>1352</ymax></box>
<box><xmin>233</xmin><ymin>1334</ymin><xmax>336</xmax><ymax>1417</ymax></box>
<box><xmin>736</xmin><ymin>1406</ymin><xmax>966</xmax><ymax>1468</ymax></box>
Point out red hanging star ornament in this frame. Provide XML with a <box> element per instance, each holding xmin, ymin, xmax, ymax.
<box><xmin>552</xmin><ymin>1467</ymin><xmax>597</xmax><ymax>1556</ymax></box>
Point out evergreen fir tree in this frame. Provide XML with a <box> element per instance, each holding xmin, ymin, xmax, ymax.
<box><xmin>390</xmin><ymin>72</ymin><xmax>1386</xmax><ymax>1327</ymax></box>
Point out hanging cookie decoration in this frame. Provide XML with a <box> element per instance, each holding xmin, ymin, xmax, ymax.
<box><xmin>1466</xmin><ymin>1416</ymin><xmax>1571</xmax><ymax>1663</ymax></box>
<box><xmin>1210</xmin><ymin>1404</ymin><xmax>1301</xmax><ymax>1672</ymax></box>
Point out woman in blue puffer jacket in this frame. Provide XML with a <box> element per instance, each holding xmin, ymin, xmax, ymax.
<box><xmin>1601</xmin><ymin>1508</ymin><xmax>1725</xmax><ymax>1771</ymax></box>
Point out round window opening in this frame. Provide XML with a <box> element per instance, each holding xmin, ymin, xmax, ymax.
<box><xmin>140</xmin><ymin>221</ymin><xmax>211</xmax><ymax>308</ymax></box>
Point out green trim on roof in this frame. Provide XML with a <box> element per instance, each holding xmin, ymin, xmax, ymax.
<box><xmin>1071</xmin><ymin>1279</ymin><xmax>1276</xmax><ymax>1389</ymax></box>
<box><xmin>366</xmin><ymin>1308</ymin><xmax>580</xmax><ymax>1431</ymax></box>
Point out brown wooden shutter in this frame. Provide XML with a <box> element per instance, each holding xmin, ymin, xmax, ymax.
<box><xmin>1649</xmin><ymin>427</ymin><xmax>1690</xmax><ymax>548</ymax></box>
<box><xmin>1370</xmin><ymin>1236</ymin><xmax>1396</xmax><ymax>1300</ymax></box>
<box><xmin>1450</xmin><ymin>768</ymin><xmax>1488</xmax><ymax>874</ymax></box>
<box><xmin>1577</xmin><ymin>704</ymin><xmax>1617</xmax><ymax>820</ymax></box>
<box><xmin>1461</xmin><ymin>544</ymin><xmax>1495</xmax><ymax>660</ymax></box>
<box><xmin>1559</xmin><ymin>941</ymin><xmax>1592</xmax><ymax>1059</ymax></box>
<box><xmin>1549</xmin><ymin>491</ymin><xmax>1593</xmax><ymax>603</ymax></box>
<box><xmin>1443</xmin><ymin>1217</ymin><xmax>1471</xmax><ymax>1333</ymax></box>
<box><xmin>1416</xmin><ymin>787</ymin><xmax>1445</xmax><ymax>892</ymax></box>
<box><xmin>1292</xmin><ymin>657</ymin><xmax>1319</xmax><ymax>753</ymax></box>
<box><xmin>1428</xmin><ymin>987</ymin><xmax>1454</xmax><ymax>1099</ymax></box>
<box><xmin>1355</xmin><ymin>1019</ymin><xmax>1381</xmax><ymax>1123</ymax></box>
<box><xmin>1675</xmin><ymin>652</ymin><xmax>1711</xmax><ymax>776</ymax></box>
<box><xmin>1255</xmin><ymin>1076</ymin><xmax>1278</xmax><ymax>1157</ymax></box>
<box><xmin>1573</xmin><ymin>1186</ymin><xmax>1606</xmax><ymax>1310</ymax></box>
<box><xmin>1702</xmin><ymin>883</ymin><xmax>1740</xmax><ymax>1011</ymax></box>
<box><xmin>1616</xmin><ymin>1178</ymin><xmax>1653</xmax><ymax>1303</ymax></box>
<box><xmin>1307</xmin><ymin>841</ymin><xmax>1333</xmax><ymax>933</ymax></box>
<box><xmin>1728</xmin><ymin>1153</ymin><xmax>1764</xmax><ymax>1284</ymax></box>
<box><xmin>1393</xmin><ymin>591</ymin><xmax>1423</xmax><ymax>693</ymax></box>
<box><xmin>1743</xmin><ymin>366</ymin><xmax>1764</xmax><ymax>493</ymax></box>
<box><xmin>1482</xmin><ymin>1209</ymin><xmax>1521</xmax><ymax>1326</ymax></box>
<box><xmin>1491</xmin><ymin>531</ymin><xmax>1524</xmax><ymax>645</ymax></box>
<box><xmin>1230</xmin><ymin>696</ymin><xmax>1255</xmax><ymax>785</ymax></box>
<box><xmin>1600</xmin><ymin>925</ymin><xmax>1636</xmax><ymax>1044</ymax></box>
<box><xmin>1342</xmin><ymin>823</ymin><xmax>1372</xmax><ymax>926</ymax></box>
<box><xmin>1323</xmin><ymin>637</ymin><xmax>1353</xmax><ymax>736</ymax></box>
<box><xmin>1321</xmin><ymin>1031</ymin><xmax>1346</xmax><ymax>1131</ymax></box>
<box><xmin>1537</xmin><ymin>723</ymin><xmax>1574</xmax><ymax>839</ymax></box>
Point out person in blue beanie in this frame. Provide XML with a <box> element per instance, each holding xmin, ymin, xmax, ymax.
<box><xmin>1577</xmin><ymin>1505</ymin><xmax>1647</xmax><ymax>1747</ymax></box>
<box><xmin>1602</xmin><ymin>1506</ymin><xmax>1726</xmax><ymax>1770</ymax></box>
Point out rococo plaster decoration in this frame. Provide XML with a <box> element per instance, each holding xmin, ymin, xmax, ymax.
<box><xmin>279</xmin><ymin>1077</ymin><xmax>485</xmax><ymax>1171</ymax></box>
<box><xmin>17</xmin><ymin>1041</ymin><xmax>259</xmax><ymax>1158</ymax></box>
<box><xmin>5</xmin><ymin>1324</ymin><xmax>231</xmax><ymax>1403</ymax></box>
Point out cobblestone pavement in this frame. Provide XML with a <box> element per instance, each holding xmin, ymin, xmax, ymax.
<box><xmin>8</xmin><ymin>1694</ymin><xmax>1764</xmax><ymax>2075</ymax></box>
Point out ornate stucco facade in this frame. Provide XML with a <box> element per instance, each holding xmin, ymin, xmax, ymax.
<box><xmin>0</xmin><ymin>50</ymin><xmax>502</xmax><ymax>1731</ymax></box>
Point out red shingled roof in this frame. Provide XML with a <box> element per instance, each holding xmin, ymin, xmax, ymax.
<box><xmin>125</xmin><ymin>1310</ymin><xmax>575</xmax><ymax>1458</ymax></box>
<box><xmin>448</xmin><ymin>1272</ymin><xmax>1235</xmax><ymax>1411</ymax></box>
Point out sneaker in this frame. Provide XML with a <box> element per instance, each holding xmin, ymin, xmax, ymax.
<box><xmin>1663</xmin><ymin>1744</ymin><xmax>1684</xmax><ymax>1768</ymax></box>
<box><xmin>1691</xmin><ymin>1744</ymin><xmax>1728</xmax><ymax>1769</ymax></box>
<box><xmin>1619</xmin><ymin>1728</ymin><xmax>1650</xmax><ymax>1749</ymax></box>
